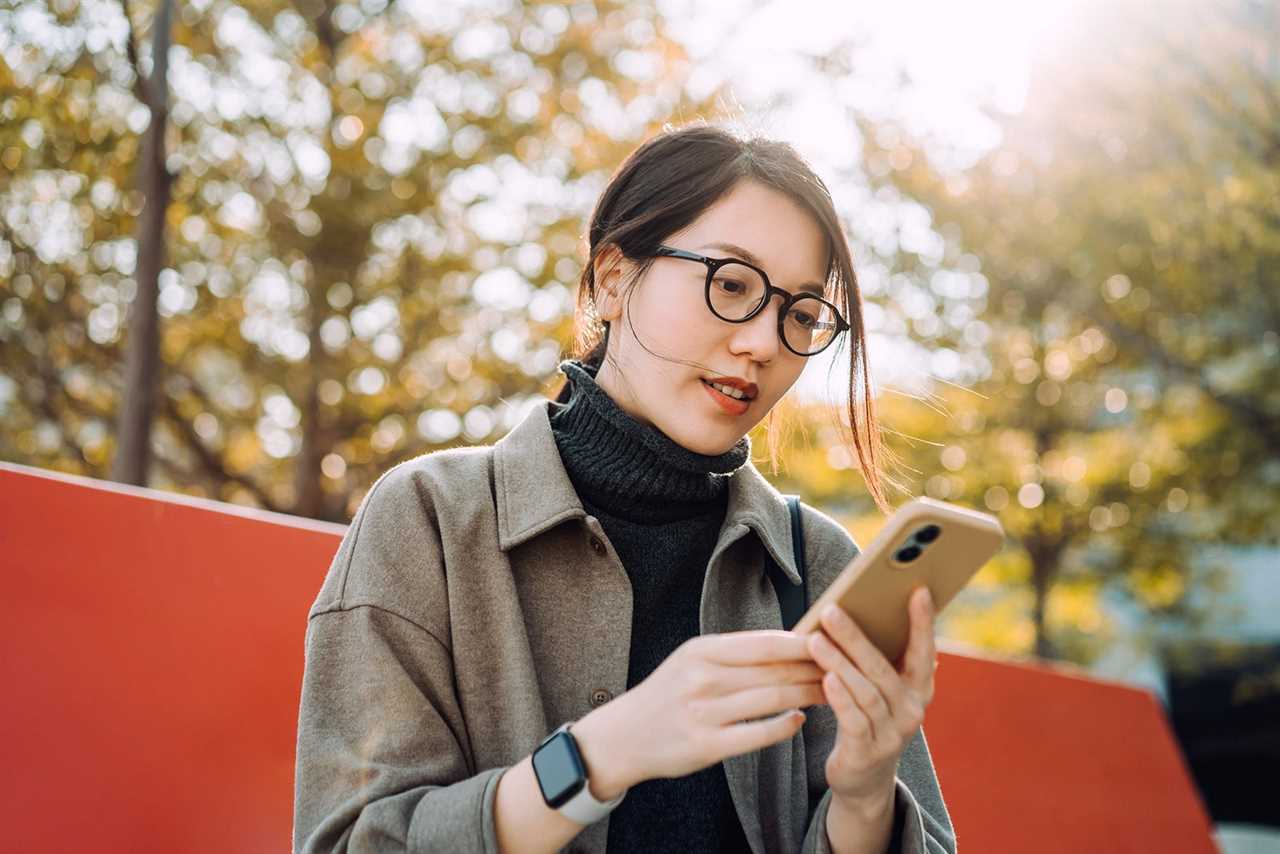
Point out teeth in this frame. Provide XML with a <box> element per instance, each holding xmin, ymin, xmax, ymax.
<box><xmin>707</xmin><ymin>380</ymin><xmax>748</xmax><ymax>400</ymax></box>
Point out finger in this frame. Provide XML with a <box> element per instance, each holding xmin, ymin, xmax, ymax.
<box><xmin>702</xmin><ymin>682</ymin><xmax>826</xmax><ymax>725</ymax></box>
<box><xmin>808</xmin><ymin>631</ymin><xmax>890</xmax><ymax>731</ymax></box>
<box><xmin>822</xmin><ymin>670</ymin><xmax>875</xmax><ymax>744</ymax></box>
<box><xmin>900</xmin><ymin>586</ymin><xmax>938</xmax><ymax>697</ymax></box>
<box><xmin>818</xmin><ymin>605</ymin><xmax>905</xmax><ymax>717</ymax></box>
<box><xmin>699</xmin><ymin>630</ymin><xmax>814</xmax><ymax>666</ymax></box>
<box><xmin>709</xmin><ymin>661</ymin><xmax>826</xmax><ymax>694</ymax></box>
<box><xmin>713</xmin><ymin>708</ymin><xmax>808</xmax><ymax>759</ymax></box>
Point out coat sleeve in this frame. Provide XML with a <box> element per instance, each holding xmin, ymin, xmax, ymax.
<box><xmin>292</xmin><ymin>462</ymin><xmax>509</xmax><ymax>853</ymax></box>
<box><xmin>798</xmin><ymin>726</ymin><xmax>958</xmax><ymax>854</ymax></box>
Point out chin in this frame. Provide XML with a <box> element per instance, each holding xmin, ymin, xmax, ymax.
<box><xmin>683</xmin><ymin>431</ymin><xmax>741</xmax><ymax>457</ymax></box>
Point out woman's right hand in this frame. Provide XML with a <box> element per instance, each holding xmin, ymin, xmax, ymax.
<box><xmin>589</xmin><ymin>631</ymin><xmax>826</xmax><ymax>787</ymax></box>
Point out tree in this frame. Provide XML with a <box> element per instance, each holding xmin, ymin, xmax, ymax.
<box><xmin>869</xmin><ymin>0</ymin><xmax>1279</xmax><ymax>660</ymax></box>
<box><xmin>1</xmin><ymin>0</ymin><xmax>730</xmax><ymax>520</ymax></box>
<box><xmin>110</xmin><ymin>0</ymin><xmax>174</xmax><ymax>485</ymax></box>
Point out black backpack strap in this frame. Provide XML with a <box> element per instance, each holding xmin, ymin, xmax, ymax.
<box><xmin>766</xmin><ymin>494</ymin><xmax>807</xmax><ymax>631</ymax></box>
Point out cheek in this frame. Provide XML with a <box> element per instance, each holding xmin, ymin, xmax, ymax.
<box><xmin>632</xmin><ymin>291</ymin><xmax>716</xmax><ymax>349</ymax></box>
<box><xmin>764</xmin><ymin>367</ymin><xmax>803</xmax><ymax>406</ymax></box>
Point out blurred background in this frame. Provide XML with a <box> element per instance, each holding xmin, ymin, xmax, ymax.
<box><xmin>1</xmin><ymin>0</ymin><xmax>1276</xmax><ymax>847</ymax></box>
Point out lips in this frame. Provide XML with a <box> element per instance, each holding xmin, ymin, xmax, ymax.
<box><xmin>701</xmin><ymin>379</ymin><xmax>751</xmax><ymax>415</ymax></box>
<box><xmin>702</xmin><ymin>376</ymin><xmax>758</xmax><ymax>401</ymax></box>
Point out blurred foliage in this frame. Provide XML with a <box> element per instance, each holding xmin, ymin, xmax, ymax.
<box><xmin>1</xmin><ymin>0</ymin><xmax>726</xmax><ymax>520</ymax></box>
<box><xmin>2</xmin><ymin>0</ymin><xmax>1276</xmax><ymax>669</ymax></box>
<box><xmin>766</xmin><ymin>0</ymin><xmax>1279</xmax><ymax>663</ymax></box>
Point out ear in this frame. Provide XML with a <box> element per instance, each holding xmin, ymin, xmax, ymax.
<box><xmin>591</xmin><ymin>244</ymin><xmax>629</xmax><ymax>324</ymax></box>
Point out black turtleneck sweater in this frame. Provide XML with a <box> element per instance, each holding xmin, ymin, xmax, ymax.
<box><xmin>548</xmin><ymin>358</ymin><xmax>754</xmax><ymax>854</ymax></box>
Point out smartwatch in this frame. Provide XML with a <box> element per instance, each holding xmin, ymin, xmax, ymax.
<box><xmin>531</xmin><ymin>721</ymin><xmax>626</xmax><ymax>825</ymax></box>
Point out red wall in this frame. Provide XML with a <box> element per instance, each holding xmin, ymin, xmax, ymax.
<box><xmin>0</xmin><ymin>462</ymin><xmax>1217</xmax><ymax>852</ymax></box>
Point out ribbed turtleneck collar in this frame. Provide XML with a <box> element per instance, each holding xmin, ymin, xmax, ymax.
<box><xmin>548</xmin><ymin>358</ymin><xmax>751</xmax><ymax>524</ymax></box>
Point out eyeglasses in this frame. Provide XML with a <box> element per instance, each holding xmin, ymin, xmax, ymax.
<box><xmin>649</xmin><ymin>244</ymin><xmax>850</xmax><ymax>357</ymax></box>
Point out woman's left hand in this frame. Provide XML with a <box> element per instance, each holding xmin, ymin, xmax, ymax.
<box><xmin>804</xmin><ymin>585</ymin><xmax>938</xmax><ymax>810</ymax></box>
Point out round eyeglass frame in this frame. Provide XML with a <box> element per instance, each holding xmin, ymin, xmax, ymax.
<box><xmin>649</xmin><ymin>244</ymin><xmax>850</xmax><ymax>357</ymax></box>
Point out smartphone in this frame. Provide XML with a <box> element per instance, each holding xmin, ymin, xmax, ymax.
<box><xmin>792</xmin><ymin>497</ymin><xmax>1005</xmax><ymax>666</ymax></box>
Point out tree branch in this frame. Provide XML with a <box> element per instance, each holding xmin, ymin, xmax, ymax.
<box><xmin>114</xmin><ymin>0</ymin><xmax>153</xmax><ymax>106</ymax></box>
<box><xmin>1098</xmin><ymin>315</ymin><xmax>1280</xmax><ymax>452</ymax></box>
<box><xmin>291</xmin><ymin>0</ymin><xmax>340</xmax><ymax>57</ymax></box>
<box><xmin>32</xmin><ymin>353</ymin><xmax>98</xmax><ymax>473</ymax></box>
<box><xmin>159</xmin><ymin>384</ymin><xmax>286</xmax><ymax>514</ymax></box>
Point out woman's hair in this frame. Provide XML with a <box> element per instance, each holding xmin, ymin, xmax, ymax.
<box><xmin>555</xmin><ymin>120</ymin><xmax>895</xmax><ymax>514</ymax></box>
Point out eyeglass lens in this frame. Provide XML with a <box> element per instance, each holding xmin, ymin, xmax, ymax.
<box><xmin>707</xmin><ymin>262</ymin><xmax>839</xmax><ymax>354</ymax></box>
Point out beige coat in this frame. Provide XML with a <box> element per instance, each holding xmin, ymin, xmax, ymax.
<box><xmin>293</xmin><ymin>398</ymin><xmax>957</xmax><ymax>853</ymax></box>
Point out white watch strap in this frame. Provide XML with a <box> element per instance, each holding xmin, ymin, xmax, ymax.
<box><xmin>558</xmin><ymin>723</ymin><xmax>626</xmax><ymax>825</ymax></box>
<box><xmin>559</xmin><ymin>773</ymin><xmax>626</xmax><ymax>825</ymax></box>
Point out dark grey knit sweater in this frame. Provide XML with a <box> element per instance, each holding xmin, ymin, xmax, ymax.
<box><xmin>548</xmin><ymin>357</ymin><xmax>754</xmax><ymax>853</ymax></box>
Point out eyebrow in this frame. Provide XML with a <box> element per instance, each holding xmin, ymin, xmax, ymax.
<box><xmin>698</xmin><ymin>242</ymin><xmax>826</xmax><ymax>296</ymax></box>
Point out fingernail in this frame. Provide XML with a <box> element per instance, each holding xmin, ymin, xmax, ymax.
<box><xmin>922</xmin><ymin>587</ymin><xmax>934</xmax><ymax>614</ymax></box>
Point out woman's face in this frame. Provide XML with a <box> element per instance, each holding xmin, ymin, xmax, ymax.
<box><xmin>592</xmin><ymin>179</ymin><xmax>831</xmax><ymax>456</ymax></box>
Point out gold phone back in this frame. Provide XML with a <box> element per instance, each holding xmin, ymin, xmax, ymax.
<box><xmin>795</xmin><ymin>497</ymin><xmax>1004</xmax><ymax>664</ymax></box>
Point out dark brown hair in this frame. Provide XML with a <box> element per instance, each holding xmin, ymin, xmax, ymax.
<box><xmin>555</xmin><ymin>120</ymin><xmax>895</xmax><ymax>514</ymax></box>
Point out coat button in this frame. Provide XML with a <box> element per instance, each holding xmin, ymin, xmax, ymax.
<box><xmin>590</xmin><ymin>688</ymin><xmax>612</xmax><ymax>707</ymax></box>
<box><xmin>589</xmin><ymin>536</ymin><xmax>606</xmax><ymax>556</ymax></box>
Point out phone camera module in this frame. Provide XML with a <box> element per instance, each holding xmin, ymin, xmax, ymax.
<box><xmin>913</xmin><ymin>524</ymin><xmax>941</xmax><ymax>544</ymax></box>
<box><xmin>895</xmin><ymin>545</ymin><xmax>922</xmax><ymax>563</ymax></box>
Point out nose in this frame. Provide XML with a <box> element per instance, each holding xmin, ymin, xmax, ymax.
<box><xmin>727</xmin><ymin>292</ymin><xmax>785</xmax><ymax>361</ymax></box>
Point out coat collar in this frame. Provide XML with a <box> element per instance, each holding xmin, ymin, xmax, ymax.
<box><xmin>493</xmin><ymin>398</ymin><xmax>803</xmax><ymax>586</ymax></box>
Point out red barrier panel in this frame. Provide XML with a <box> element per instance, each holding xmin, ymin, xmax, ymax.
<box><xmin>926</xmin><ymin>650</ymin><xmax>1216</xmax><ymax>852</ymax></box>
<box><xmin>0</xmin><ymin>462</ymin><xmax>1217</xmax><ymax>852</ymax></box>
<box><xmin>2</xmin><ymin>462</ymin><xmax>343</xmax><ymax>853</ymax></box>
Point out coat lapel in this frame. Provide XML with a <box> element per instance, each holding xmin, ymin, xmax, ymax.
<box><xmin>493</xmin><ymin>400</ymin><xmax>808</xmax><ymax>854</ymax></box>
<box><xmin>493</xmin><ymin>400</ymin><xmax>588</xmax><ymax>551</ymax></box>
<box><xmin>701</xmin><ymin>460</ymin><xmax>808</xmax><ymax>854</ymax></box>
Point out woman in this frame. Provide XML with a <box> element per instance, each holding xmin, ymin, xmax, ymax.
<box><xmin>293</xmin><ymin>122</ymin><xmax>957</xmax><ymax>854</ymax></box>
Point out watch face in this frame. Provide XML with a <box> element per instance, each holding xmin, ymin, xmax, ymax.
<box><xmin>532</xmin><ymin>731</ymin><xmax>586</xmax><ymax>808</ymax></box>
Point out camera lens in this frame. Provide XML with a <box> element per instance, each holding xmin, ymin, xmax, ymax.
<box><xmin>895</xmin><ymin>545</ymin><xmax>922</xmax><ymax>563</ymax></box>
<box><xmin>913</xmin><ymin>524</ymin><xmax>941</xmax><ymax>544</ymax></box>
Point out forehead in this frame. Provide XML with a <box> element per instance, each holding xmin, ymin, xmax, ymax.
<box><xmin>670</xmin><ymin>180</ymin><xmax>830</xmax><ymax>289</ymax></box>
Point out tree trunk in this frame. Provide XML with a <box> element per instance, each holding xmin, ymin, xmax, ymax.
<box><xmin>292</xmin><ymin>279</ymin><xmax>327</xmax><ymax>519</ymax></box>
<box><xmin>111</xmin><ymin>0</ymin><xmax>174</xmax><ymax>486</ymax></box>
<box><xmin>1030</xmin><ymin>552</ymin><xmax>1058</xmax><ymax>660</ymax></box>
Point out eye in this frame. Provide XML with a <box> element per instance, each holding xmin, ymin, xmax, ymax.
<box><xmin>712</xmin><ymin>276</ymin><xmax>750</xmax><ymax>296</ymax></box>
<box><xmin>789</xmin><ymin>308</ymin><xmax>818</xmax><ymax>329</ymax></box>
